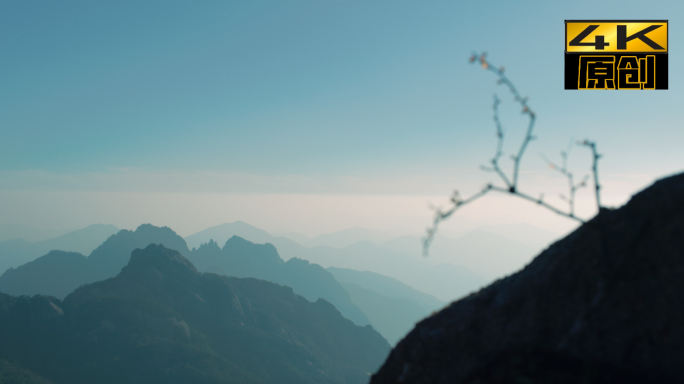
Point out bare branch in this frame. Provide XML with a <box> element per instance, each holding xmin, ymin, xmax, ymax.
<box><xmin>475</xmin><ymin>52</ymin><xmax>536</xmax><ymax>192</ymax></box>
<box><xmin>487</xmin><ymin>94</ymin><xmax>512</xmax><ymax>188</ymax></box>
<box><xmin>579</xmin><ymin>139</ymin><xmax>602</xmax><ymax>210</ymax></box>
<box><xmin>541</xmin><ymin>142</ymin><xmax>590</xmax><ymax>217</ymax></box>
<box><xmin>422</xmin><ymin>53</ymin><xmax>604</xmax><ymax>257</ymax></box>
<box><xmin>423</xmin><ymin>185</ymin><xmax>492</xmax><ymax>256</ymax></box>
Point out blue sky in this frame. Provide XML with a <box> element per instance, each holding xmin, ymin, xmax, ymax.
<box><xmin>1</xmin><ymin>0</ymin><xmax>682</xmax><ymax>236</ymax></box>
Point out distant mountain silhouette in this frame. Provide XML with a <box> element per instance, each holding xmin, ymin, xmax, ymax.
<box><xmin>0</xmin><ymin>224</ymin><xmax>71</xmax><ymax>243</ymax></box>
<box><xmin>0</xmin><ymin>244</ymin><xmax>390</xmax><ymax>383</ymax></box>
<box><xmin>381</xmin><ymin>230</ymin><xmax>536</xmax><ymax>281</ymax></box>
<box><xmin>271</xmin><ymin>231</ymin><xmax>312</xmax><ymax>246</ymax></box>
<box><xmin>185</xmin><ymin>222</ymin><xmax>486</xmax><ymax>302</ymax></box>
<box><xmin>472</xmin><ymin>222</ymin><xmax>562</xmax><ymax>251</ymax></box>
<box><xmin>0</xmin><ymin>224</ymin><xmax>119</xmax><ymax>275</ymax></box>
<box><xmin>0</xmin><ymin>251</ymin><xmax>89</xmax><ymax>298</ymax></box>
<box><xmin>0</xmin><ymin>224</ymin><xmax>372</xmax><ymax>328</ymax></box>
<box><xmin>188</xmin><ymin>236</ymin><xmax>370</xmax><ymax>327</ymax></box>
<box><xmin>304</xmin><ymin>241</ymin><xmax>486</xmax><ymax>302</ymax></box>
<box><xmin>0</xmin><ymin>224</ymin><xmax>187</xmax><ymax>298</ymax></box>
<box><xmin>307</xmin><ymin>227</ymin><xmax>394</xmax><ymax>249</ymax></box>
<box><xmin>372</xmin><ymin>172</ymin><xmax>684</xmax><ymax>383</ymax></box>
<box><xmin>327</xmin><ymin>267</ymin><xmax>444</xmax><ymax>312</ymax></box>
<box><xmin>185</xmin><ymin>221</ymin><xmax>284</xmax><ymax>250</ymax></box>
<box><xmin>340</xmin><ymin>282</ymin><xmax>432</xmax><ymax>346</ymax></box>
<box><xmin>88</xmin><ymin>224</ymin><xmax>189</xmax><ymax>282</ymax></box>
<box><xmin>327</xmin><ymin>267</ymin><xmax>445</xmax><ymax>345</ymax></box>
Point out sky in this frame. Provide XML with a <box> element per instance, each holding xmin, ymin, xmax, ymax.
<box><xmin>1</xmin><ymin>0</ymin><xmax>682</xmax><ymax>238</ymax></box>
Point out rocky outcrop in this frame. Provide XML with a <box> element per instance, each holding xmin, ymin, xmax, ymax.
<box><xmin>371</xmin><ymin>172</ymin><xmax>684</xmax><ymax>383</ymax></box>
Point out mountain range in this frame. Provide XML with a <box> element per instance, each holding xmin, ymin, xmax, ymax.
<box><xmin>0</xmin><ymin>224</ymin><xmax>119</xmax><ymax>276</ymax></box>
<box><xmin>0</xmin><ymin>225</ymin><xmax>370</xmax><ymax>327</ymax></box>
<box><xmin>190</xmin><ymin>236</ymin><xmax>370</xmax><ymax>327</ymax></box>
<box><xmin>279</xmin><ymin>227</ymin><xmax>395</xmax><ymax>249</ymax></box>
<box><xmin>0</xmin><ymin>224</ymin><xmax>186</xmax><ymax>298</ymax></box>
<box><xmin>185</xmin><ymin>222</ymin><xmax>490</xmax><ymax>302</ymax></box>
<box><xmin>2</xmin><ymin>220</ymin><xmax>548</xmax><ymax>304</ymax></box>
<box><xmin>0</xmin><ymin>244</ymin><xmax>390</xmax><ymax>383</ymax></box>
<box><xmin>0</xmin><ymin>223</ymin><xmax>73</xmax><ymax>243</ymax></box>
<box><xmin>0</xmin><ymin>219</ymin><xmax>554</xmax><ymax>344</ymax></box>
<box><xmin>327</xmin><ymin>267</ymin><xmax>444</xmax><ymax>345</ymax></box>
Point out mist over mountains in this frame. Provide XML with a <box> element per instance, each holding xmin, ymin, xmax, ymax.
<box><xmin>184</xmin><ymin>221</ymin><xmax>548</xmax><ymax>301</ymax></box>
<box><xmin>0</xmin><ymin>224</ymin><xmax>185</xmax><ymax>298</ymax></box>
<box><xmin>0</xmin><ymin>219</ymin><xmax>556</xmax><ymax>348</ymax></box>
<box><xmin>191</xmin><ymin>235</ymin><xmax>370</xmax><ymax>326</ymax></box>
<box><xmin>0</xmin><ymin>224</ymin><xmax>119</xmax><ymax>276</ymax></box>
<box><xmin>284</xmin><ymin>227</ymin><xmax>395</xmax><ymax>249</ymax></box>
<box><xmin>327</xmin><ymin>267</ymin><xmax>444</xmax><ymax>345</ymax></box>
<box><xmin>0</xmin><ymin>244</ymin><xmax>390</xmax><ymax>383</ymax></box>
<box><xmin>0</xmin><ymin>222</ymin><xmax>451</xmax><ymax>345</ymax></box>
<box><xmin>0</xmin><ymin>224</ymin><xmax>74</xmax><ymax>243</ymax></box>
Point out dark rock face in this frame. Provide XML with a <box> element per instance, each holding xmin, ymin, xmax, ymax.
<box><xmin>0</xmin><ymin>244</ymin><xmax>390</xmax><ymax>384</ymax></box>
<box><xmin>371</xmin><ymin>172</ymin><xmax>684</xmax><ymax>384</ymax></box>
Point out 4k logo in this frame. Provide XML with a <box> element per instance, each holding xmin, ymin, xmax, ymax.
<box><xmin>565</xmin><ymin>20</ymin><xmax>668</xmax><ymax>90</ymax></box>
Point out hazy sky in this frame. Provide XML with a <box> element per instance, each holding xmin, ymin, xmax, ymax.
<box><xmin>1</xmin><ymin>1</ymin><xmax>682</xmax><ymax>237</ymax></box>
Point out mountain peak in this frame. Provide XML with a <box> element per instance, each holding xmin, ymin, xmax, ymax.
<box><xmin>184</xmin><ymin>222</ymin><xmax>274</xmax><ymax>250</ymax></box>
<box><xmin>223</xmin><ymin>235</ymin><xmax>283</xmax><ymax>264</ymax></box>
<box><xmin>122</xmin><ymin>243</ymin><xmax>198</xmax><ymax>281</ymax></box>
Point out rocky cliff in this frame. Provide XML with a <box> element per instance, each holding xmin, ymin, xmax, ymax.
<box><xmin>371</xmin><ymin>172</ymin><xmax>684</xmax><ymax>383</ymax></box>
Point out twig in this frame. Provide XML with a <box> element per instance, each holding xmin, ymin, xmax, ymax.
<box><xmin>579</xmin><ymin>139</ymin><xmax>602</xmax><ymax>210</ymax></box>
<box><xmin>474</xmin><ymin>52</ymin><xmax>536</xmax><ymax>192</ymax></box>
<box><xmin>423</xmin><ymin>53</ymin><xmax>602</xmax><ymax>256</ymax></box>
<box><xmin>542</xmin><ymin>142</ymin><xmax>590</xmax><ymax>217</ymax></box>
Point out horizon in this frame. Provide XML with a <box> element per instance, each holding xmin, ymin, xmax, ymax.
<box><xmin>2</xmin><ymin>3</ymin><xmax>682</xmax><ymax>382</ymax></box>
<box><xmin>2</xmin><ymin>1</ymin><xmax>682</xmax><ymax>254</ymax></box>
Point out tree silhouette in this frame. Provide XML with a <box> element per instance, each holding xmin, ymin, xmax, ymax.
<box><xmin>423</xmin><ymin>53</ymin><xmax>602</xmax><ymax>255</ymax></box>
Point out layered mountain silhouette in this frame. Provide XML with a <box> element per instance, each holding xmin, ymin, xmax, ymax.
<box><xmin>185</xmin><ymin>222</ymin><xmax>487</xmax><ymax>302</ymax></box>
<box><xmin>0</xmin><ymin>244</ymin><xmax>390</xmax><ymax>383</ymax></box>
<box><xmin>306</xmin><ymin>227</ymin><xmax>394</xmax><ymax>249</ymax></box>
<box><xmin>380</xmin><ymin>231</ymin><xmax>536</xmax><ymax>281</ymax></box>
<box><xmin>185</xmin><ymin>221</ymin><xmax>284</xmax><ymax>251</ymax></box>
<box><xmin>327</xmin><ymin>267</ymin><xmax>444</xmax><ymax>312</ymax></box>
<box><xmin>0</xmin><ymin>224</ymin><xmax>187</xmax><ymax>298</ymax></box>
<box><xmin>0</xmin><ymin>224</ymin><xmax>119</xmax><ymax>276</ymax></box>
<box><xmin>189</xmin><ymin>236</ymin><xmax>370</xmax><ymax>326</ymax></box>
<box><xmin>0</xmin><ymin>223</ymin><xmax>71</xmax><ymax>243</ymax></box>
<box><xmin>327</xmin><ymin>267</ymin><xmax>444</xmax><ymax>344</ymax></box>
<box><xmin>0</xmin><ymin>225</ymin><xmax>370</xmax><ymax>328</ymax></box>
<box><xmin>371</xmin><ymin>172</ymin><xmax>684</xmax><ymax>383</ymax></box>
<box><xmin>304</xmin><ymin>241</ymin><xmax>486</xmax><ymax>302</ymax></box>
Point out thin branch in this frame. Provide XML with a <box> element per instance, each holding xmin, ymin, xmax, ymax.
<box><xmin>423</xmin><ymin>185</ymin><xmax>492</xmax><ymax>256</ymax></box>
<box><xmin>579</xmin><ymin>139</ymin><xmax>602</xmax><ymax>210</ymax></box>
<box><xmin>475</xmin><ymin>53</ymin><xmax>536</xmax><ymax>192</ymax></box>
<box><xmin>423</xmin><ymin>53</ymin><xmax>603</xmax><ymax>256</ymax></box>
<box><xmin>489</xmin><ymin>186</ymin><xmax>584</xmax><ymax>222</ymax></box>
<box><xmin>482</xmin><ymin>94</ymin><xmax>512</xmax><ymax>188</ymax></box>
<box><xmin>541</xmin><ymin>142</ymin><xmax>590</xmax><ymax>217</ymax></box>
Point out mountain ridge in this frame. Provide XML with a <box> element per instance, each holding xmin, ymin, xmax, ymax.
<box><xmin>0</xmin><ymin>224</ymin><xmax>119</xmax><ymax>276</ymax></box>
<box><xmin>0</xmin><ymin>224</ymin><xmax>188</xmax><ymax>299</ymax></box>
<box><xmin>1</xmin><ymin>243</ymin><xmax>390</xmax><ymax>383</ymax></box>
